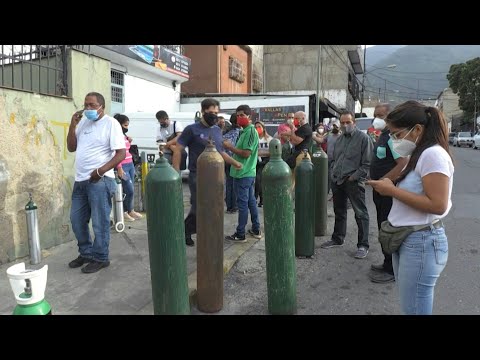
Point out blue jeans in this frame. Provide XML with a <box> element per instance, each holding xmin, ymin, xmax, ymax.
<box><xmin>70</xmin><ymin>177</ymin><xmax>116</xmax><ymax>262</ymax></box>
<box><xmin>392</xmin><ymin>226</ymin><xmax>448</xmax><ymax>315</ymax></box>
<box><xmin>120</xmin><ymin>161</ymin><xmax>135</xmax><ymax>213</ymax></box>
<box><xmin>234</xmin><ymin>177</ymin><xmax>260</xmax><ymax>236</ymax></box>
<box><xmin>225</xmin><ymin>164</ymin><xmax>237</xmax><ymax>211</ymax></box>
<box><xmin>185</xmin><ymin>172</ymin><xmax>197</xmax><ymax>237</ymax></box>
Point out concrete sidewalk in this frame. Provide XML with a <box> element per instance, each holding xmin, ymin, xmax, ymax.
<box><xmin>0</xmin><ymin>183</ymin><xmax>261</xmax><ymax>315</ymax></box>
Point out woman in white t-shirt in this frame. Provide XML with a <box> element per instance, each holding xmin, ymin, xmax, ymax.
<box><xmin>367</xmin><ymin>100</ymin><xmax>454</xmax><ymax>315</ymax></box>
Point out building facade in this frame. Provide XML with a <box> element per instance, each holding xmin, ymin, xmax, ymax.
<box><xmin>263</xmin><ymin>45</ymin><xmax>364</xmax><ymax>118</ymax></box>
<box><xmin>0</xmin><ymin>45</ymin><xmax>191</xmax><ymax>263</ymax></box>
<box><xmin>181</xmin><ymin>45</ymin><xmax>263</xmax><ymax>95</ymax></box>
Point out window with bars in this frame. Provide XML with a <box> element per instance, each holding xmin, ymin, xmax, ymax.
<box><xmin>111</xmin><ymin>70</ymin><xmax>125</xmax><ymax>114</ymax></box>
<box><xmin>252</xmin><ymin>67</ymin><xmax>263</xmax><ymax>92</ymax></box>
<box><xmin>111</xmin><ymin>70</ymin><xmax>124</xmax><ymax>86</ymax></box>
<box><xmin>229</xmin><ymin>56</ymin><xmax>245</xmax><ymax>83</ymax></box>
<box><xmin>0</xmin><ymin>45</ymin><xmax>69</xmax><ymax>96</ymax></box>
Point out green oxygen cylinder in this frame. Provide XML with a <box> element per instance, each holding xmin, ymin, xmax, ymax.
<box><xmin>262</xmin><ymin>138</ymin><xmax>296</xmax><ymax>315</ymax></box>
<box><xmin>295</xmin><ymin>149</ymin><xmax>315</xmax><ymax>257</ymax></box>
<box><xmin>145</xmin><ymin>149</ymin><xmax>190</xmax><ymax>315</ymax></box>
<box><xmin>312</xmin><ymin>147</ymin><xmax>329</xmax><ymax>236</ymax></box>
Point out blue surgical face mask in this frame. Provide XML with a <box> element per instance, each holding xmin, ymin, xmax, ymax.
<box><xmin>85</xmin><ymin>108</ymin><xmax>101</xmax><ymax>121</ymax></box>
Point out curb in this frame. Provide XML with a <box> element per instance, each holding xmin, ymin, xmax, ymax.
<box><xmin>188</xmin><ymin>237</ymin><xmax>260</xmax><ymax>308</ymax></box>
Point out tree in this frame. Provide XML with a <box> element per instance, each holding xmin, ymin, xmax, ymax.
<box><xmin>447</xmin><ymin>57</ymin><xmax>480</xmax><ymax>123</ymax></box>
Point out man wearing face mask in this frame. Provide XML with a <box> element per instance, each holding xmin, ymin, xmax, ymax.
<box><xmin>286</xmin><ymin>111</ymin><xmax>313</xmax><ymax>169</ymax></box>
<box><xmin>274</xmin><ymin>112</ymin><xmax>296</xmax><ymax>144</ymax></box>
<box><xmin>320</xmin><ymin>110</ymin><xmax>374</xmax><ymax>259</ymax></box>
<box><xmin>155</xmin><ymin>110</ymin><xmax>184</xmax><ymax>165</ymax></box>
<box><xmin>67</xmin><ymin>92</ymin><xmax>126</xmax><ymax>273</ymax></box>
<box><xmin>368</xmin><ymin>103</ymin><xmax>409</xmax><ymax>283</ymax></box>
<box><xmin>173</xmin><ymin>98</ymin><xmax>242</xmax><ymax>247</ymax></box>
<box><xmin>224</xmin><ymin>105</ymin><xmax>262</xmax><ymax>242</ymax></box>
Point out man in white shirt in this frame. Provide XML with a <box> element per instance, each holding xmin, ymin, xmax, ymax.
<box><xmin>67</xmin><ymin>92</ymin><xmax>126</xmax><ymax>274</ymax></box>
<box><xmin>155</xmin><ymin>110</ymin><xmax>183</xmax><ymax>164</ymax></box>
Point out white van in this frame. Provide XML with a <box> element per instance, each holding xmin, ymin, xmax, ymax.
<box><xmin>123</xmin><ymin>111</ymin><xmax>230</xmax><ymax>177</ymax></box>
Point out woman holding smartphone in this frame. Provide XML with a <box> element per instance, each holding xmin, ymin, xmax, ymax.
<box><xmin>367</xmin><ymin>101</ymin><xmax>454</xmax><ymax>315</ymax></box>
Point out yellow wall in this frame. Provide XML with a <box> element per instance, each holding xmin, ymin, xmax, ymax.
<box><xmin>0</xmin><ymin>49</ymin><xmax>111</xmax><ymax>264</ymax></box>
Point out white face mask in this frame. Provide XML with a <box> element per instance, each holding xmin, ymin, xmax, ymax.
<box><xmin>372</xmin><ymin>117</ymin><xmax>386</xmax><ymax>130</ymax></box>
<box><xmin>391</xmin><ymin>127</ymin><xmax>418</xmax><ymax>157</ymax></box>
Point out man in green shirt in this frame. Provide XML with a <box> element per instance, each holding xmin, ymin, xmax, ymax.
<box><xmin>224</xmin><ymin>105</ymin><xmax>262</xmax><ymax>242</ymax></box>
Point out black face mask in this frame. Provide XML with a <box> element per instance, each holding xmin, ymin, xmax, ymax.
<box><xmin>332</xmin><ymin>128</ymin><xmax>339</xmax><ymax>134</ymax></box>
<box><xmin>122</xmin><ymin>127</ymin><xmax>129</xmax><ymax>134</ymax></box>
<box><xmin>203</xmin><ymin>112</ymin><xmax>218</xmax><ymax>127</ymax></box>
<box><xmin>160</xmin><ymin>122</ymin><xmax>168</xmax><ymax>128</ymax></box>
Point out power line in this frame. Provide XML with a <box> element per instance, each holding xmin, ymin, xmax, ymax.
<box><xmin>372</xmin><ymin>72</ymin><xmax>449</xmax><ymax>81</ymax></box>
<box><xmin>366</xmin><ymin>64</ymin><xmax>449</xmax><ymax>74</ymax></box>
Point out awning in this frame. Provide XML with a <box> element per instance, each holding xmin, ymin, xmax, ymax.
<box><xmin>348</xmin><ymin>50</ymin><xmax>364</xmax><ymax>74</ymax></box>
<box><xmin>319</xmin><ymin>98</ymin><xmax>341</xmax><ymax>118</ymax></box>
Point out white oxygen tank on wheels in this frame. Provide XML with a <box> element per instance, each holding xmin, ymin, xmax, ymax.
<box><xmin>112</xmin><ymin>172</ymin><xmax>125</xmax><ymax>233</ymax></box>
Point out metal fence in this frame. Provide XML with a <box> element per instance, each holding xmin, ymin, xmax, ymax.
<box><xmin>0</xmin><ymin>45</ymin><xmax>69</xmax><ymax>96</ymax></box>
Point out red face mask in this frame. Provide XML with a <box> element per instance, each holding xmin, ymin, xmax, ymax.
<box><xmin>256</xmin><ymin>127</ymin><xmax>263</xmax><ymax>136</ymax></box>
<box><xmin>237</xmin><ymin>117</ymin><xmax>249</xmax><ymax>128</ymax></box>
<box><xmin>294</xmin><ymin>119</ymin><xmax>300</xmax><ymax>127</ymax></box>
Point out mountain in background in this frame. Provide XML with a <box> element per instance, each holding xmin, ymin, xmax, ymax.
<box><xmin>365</xmin><ymin>45</ymin><xmax>406</xmax><ymax>67</ymax></box>
<box><xmin>364</xmin><ymin>45</ymin><xmax>480</xmax><ymax>106</ymax></box>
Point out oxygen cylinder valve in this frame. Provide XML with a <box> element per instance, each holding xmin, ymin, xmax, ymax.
<box><xmin>158</xmin><ymin>142</ymin><xmax>167</xmax><ymax>158</ymax></box>
<box><xmin>302</xmin><ymin>149</ymin><xmax>309</xmax><ymax>158</ymax></box>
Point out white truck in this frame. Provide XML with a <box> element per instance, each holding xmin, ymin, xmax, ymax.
<box><xmin>179</xmin><ymin>93</ymin><xmax>320</xmax><ymax>137</ymax></box>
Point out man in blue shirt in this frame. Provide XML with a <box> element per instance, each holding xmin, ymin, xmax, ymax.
<box><xmin>173</xmin><ymin>98</ymin><xmax>241</xmax><ymax>246</ymax></box>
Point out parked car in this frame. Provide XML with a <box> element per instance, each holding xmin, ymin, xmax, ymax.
<box><xmin>354</xmin><ymin>117</ymin><xmax>373</xmax><ymax>134</ymax></box>
<box><xmin>448</xmin><ymin>132</ymin><xmax>457</xmax><ymax>145</ymax></box>
<box><xmin>453</xmin><ymin>132</ymin><xmax>474</xmax><ymax>147</ymax></box>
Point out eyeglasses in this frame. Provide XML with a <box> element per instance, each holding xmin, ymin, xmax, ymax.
<box><xmin>389</xmin><ymin>127</ymin><xmax>412</xmax><ymax>140</ymax></box>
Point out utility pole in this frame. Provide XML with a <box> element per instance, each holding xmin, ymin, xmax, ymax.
<box><xmin>474</xmin><ymin>91</ymin><xmax>477</xmax><ymax>134</ymax></box>
<box><xmin>383</xmin><ymin>79</ymin><xmax>387</xmax><ymax>102</ymax></box>
<box><xmin>378</xmin><ymin>87</ymin><xmax>381</xmax><ymax>102</ymax></box>
<box><xmin>316</xmin><ymin>45</ymin><xmax>322</xmax><ymax>124</ymax></box>
<box><xmin>417</xmin><ymin>79</ymin><xmax>420</xmax><ymax>100</ymax></box>
<box><xmin>360</xmin><ymin>45</ymin><xmax>367</xmax><ymax>115</ymax></box>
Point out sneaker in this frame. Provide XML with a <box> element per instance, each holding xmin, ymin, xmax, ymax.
<box><xmin>320</xmin><ymin>240</ymin><xmax>344</xmax><ymax>249</ymax></box>
<box><xmin>369</xmin><ymin>270</ymin><xmax>395</xmax><ymax>283</ymax></box>
<box><xmin>248</xmin><ymin>229</ymin><xmax>262</xmax><ymax>239</ymax></box>
<box><xmin>69</xmin><ymin>256</ymin><xmax>92</xmax><ymax>268</ymax></box>
<box><xmin>225</xmin><ymin>233</ymin><xmax>247</xmax><ymax>243</ymax></box>
<box><xmin>81</xmin><ymin>260</ymin><xmax>110</xmax><ymax>274</ymax></box>
<box><xmin>186</xmin><ymin>237</ymin><xmax>195</xmax><ymax>247</ymax></box>
<box><xmin>370</xmin><ymin>263</ymin><xmax>385</xmax><ymax>272</ymax></box>
<box><xmin>124</xmin><ymin>212</ymin><xmax>135</xmax><ymax>222</ymax></box>
<box><xmin>129</xmin><ymin>211</ymin><xmax>143</xmax><ymax>219</ymax></box>
<box><xmin>354</xmin><ymin>247</ymin><xmax>369</xmax><ymax>259</ymax></box>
